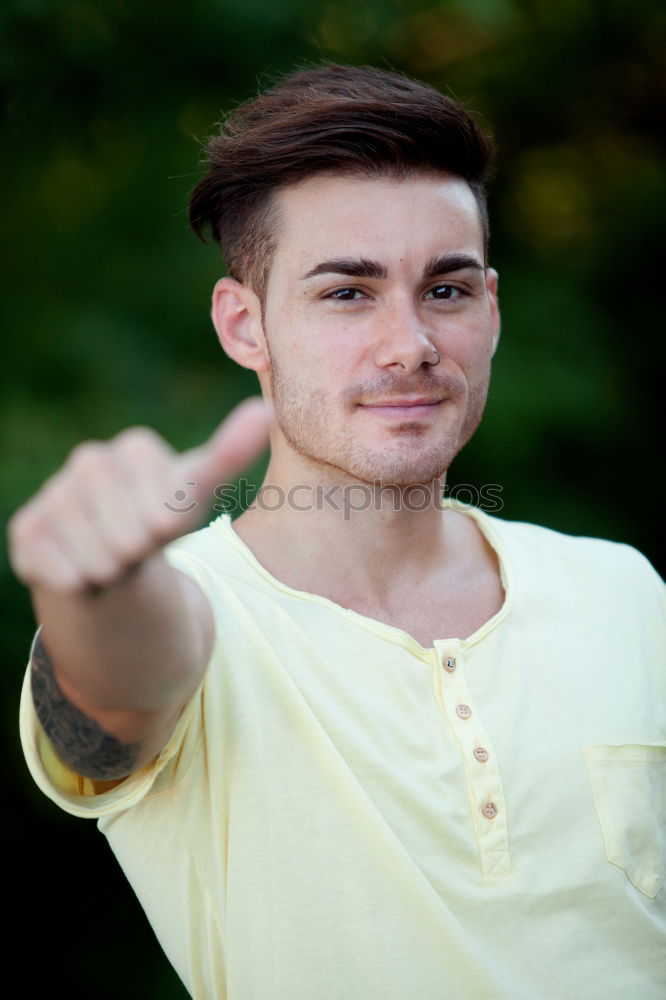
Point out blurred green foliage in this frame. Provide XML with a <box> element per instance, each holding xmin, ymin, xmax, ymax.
<box><xmin>2</xmin><ymin>0</ymin><xmax>664</xmax><ymax>996</ymax></box>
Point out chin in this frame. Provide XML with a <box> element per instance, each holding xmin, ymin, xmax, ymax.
<box><xmin>354</xmin><ymin>465</ymin><xmax>450</xmax><ymax>490</ymax></box>
<box><xmin>334</xmin><ymin>445</ymin><xmax>457</xmax><ymax>489</ymax></box>
<box><xmin>278</xmin><ymin>412</ymin><xmax>477</xmax><ymax>489</ymax></box>
<box><xmin>349</xmin><ymin>413</ymin><xmax>483</xmax><ymax>488</ymax></box>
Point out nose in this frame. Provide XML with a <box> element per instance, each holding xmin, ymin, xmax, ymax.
<box><xmin>372</xmin><ymin>296</ymin><xmax>438</xmax><ymax>374</ymax></box>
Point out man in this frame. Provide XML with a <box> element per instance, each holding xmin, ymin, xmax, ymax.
<box><xmin>10</xmin><ymin>64</ymin><xmax>665</xmax><ymax>999</ymax></box>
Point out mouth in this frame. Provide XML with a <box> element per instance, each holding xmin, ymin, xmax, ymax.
<box><xmin>357</xmin><ymin>397</ymin><xmax>444</xmax><ymax>419</ymax></box>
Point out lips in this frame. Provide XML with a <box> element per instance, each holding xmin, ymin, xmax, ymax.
<box><xmin>357</xmin><ymin>397</ymin><xmax>444</xmax><ymax>419</ymax></box>
<box><xmin>359</xmin><ymin>397</ymin><xmax>443</xmax><ymax>407</ymax></box>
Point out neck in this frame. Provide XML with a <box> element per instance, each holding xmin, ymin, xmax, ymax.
<box><xmin>232</xmin><ymin>452</ymin><xmax>463</xmax><ymax>607</ymax></box>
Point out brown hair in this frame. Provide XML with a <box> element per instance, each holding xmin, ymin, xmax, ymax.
<box><xmin>189</xmin><ymin>63</ymin><xmax>493</xmax><ymax>300</ymax></box>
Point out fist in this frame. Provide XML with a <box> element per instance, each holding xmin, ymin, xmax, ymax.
<box><xmin>8</xmin><ymin>397</ymin><xmax>270</xmax><ymax>595</ymax></box>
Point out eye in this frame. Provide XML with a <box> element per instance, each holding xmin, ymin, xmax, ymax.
<box><xmin>426</xmin><ymin>284</ymin><xmax>463</xmax><ymax>301</ymax></box>
<box><xmin>326</xmin><ymin>287</ymin><xmax>367</xmax><ymax>301</ymax></box>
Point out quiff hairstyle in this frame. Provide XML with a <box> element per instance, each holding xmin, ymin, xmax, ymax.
<box><xmin>189</xmin><ymin>63</ymin><xmax>493</xmax><ymax>302</ymax></box>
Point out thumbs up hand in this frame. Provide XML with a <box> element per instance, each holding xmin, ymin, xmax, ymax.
<box><xmin>8</xmin><ymin>397</ymin><xmax>271</xmax><ymax>596</ymax></box>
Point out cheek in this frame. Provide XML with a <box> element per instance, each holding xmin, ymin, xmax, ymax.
<box><xmin>301</xmin><ymin>315</ymin><xmax>369</xmax><ymax>375</ymax></box>
<box><xmin>330</xmin><ymin>329</ymin><xmax>368</xmax><ymax>369</ymax></box>
<box><xmin>447</xmin><ymin>322</ymin><xmax>496</xmax><ymax>367</ymax></box>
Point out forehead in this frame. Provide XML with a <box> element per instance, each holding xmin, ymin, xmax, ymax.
<box><xmin>270</xmin><ymin>172</ymin><xmax>485</xmax><ymax>278</ymax></box>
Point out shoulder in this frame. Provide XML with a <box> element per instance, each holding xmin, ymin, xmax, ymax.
<box><xmin>504</xmin><ymin>517</ymin><xmax>620</xmax><ymax>558</ymax></box>
<box><xmin>163</xmin><ymin>516</ymin><xmax>284</xmax><ymax>626</ymax></box>
<box><xmin>163</xmin><ymin>515</ymin><xmax>249</xmax><ymax>584</ymax></box>
<box><xmin>471</xmin><ymin>506</ymin><xmax>664</xmax><ymax>611</ymax></box>
<box><xmin>165</xmin><ymin>516</ymin><xmax>231</xmax><ymax>562</ymax></box>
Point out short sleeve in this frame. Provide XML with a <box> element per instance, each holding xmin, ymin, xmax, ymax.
<box><xmin>19</xmin><ymin>643</ymin><xmax>203</xmax><ymax>819</ymax></box>
<box><xmin>19</xmin><ymin>544</ymin><xmax>213</xmax><ymax>820</ymax></box>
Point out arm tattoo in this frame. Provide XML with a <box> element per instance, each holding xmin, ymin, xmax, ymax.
<box><xmin>31</xmin><ymin>634</ymin><xmax>141</xmax><ymax>781</ymax></box>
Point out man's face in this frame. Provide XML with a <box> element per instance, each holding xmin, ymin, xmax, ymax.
<box><xmin>260</xmin><ymin>172</ymin><xmax>500</xmax><ymax>487</ymax></box>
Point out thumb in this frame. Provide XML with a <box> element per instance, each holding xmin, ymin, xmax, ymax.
<box><xmin>176</xmin><ymin>396</ymin><xmax>272</xmax><ymax>515</ymax></box>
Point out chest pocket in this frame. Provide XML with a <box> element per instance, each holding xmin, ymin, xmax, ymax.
<box><xmin>582</xmin><ymin>743</ymin><xmax>666</xmax><ymax>898</ymax></box>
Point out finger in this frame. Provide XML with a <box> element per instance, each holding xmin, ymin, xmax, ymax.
<box><xmin>66</xmin><ymin>440</ymin><xmax>161</xmax><ymax>560</ymax></box>
<box><xmin>106</xmin><ymin>428</ymin><xmax>190</xmax><ymax>543</ymax></box>
<box><xmin>177</xmin><ymin>397</ymin><xmax>271</xmax><ymax>510</ymax></box>
<box><xmin>40</xmin><ymin>479</ymin><xmax>126</xmax><ymax>586</ymax></box>
<box><xmin>9</xmin><ymin>504</ymin><xmax>95</xmax><ymax>593</ymax></box>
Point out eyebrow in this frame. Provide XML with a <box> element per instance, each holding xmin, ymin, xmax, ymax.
<box><xmin>422</xmin><ymin>253</ymin><xmax>485</xmax><ymax>279</ymax></box>
<box><xmin>301</xmin><ymin>257</ymin><xmax>388</xmax><ymax>281</ymax></box>
<box><xmin>300</xmin><ymin>252</ymin><xmax>484</xmax><ymax>282</ymax></box>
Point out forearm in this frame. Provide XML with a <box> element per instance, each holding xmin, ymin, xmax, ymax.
<box><xmin>32</xmin><ymin>553</ymin><xmax>213</xmax><ymax>725</ymax></box>
<box><xmin>9</xmin><ymin>399</ymin><xmax>268</xmax><ymax>776</ymax></box>
<box><xmin>30</xmin><ymin>634</ymin><xmax>144</xmax><ymax>780</ymax></box>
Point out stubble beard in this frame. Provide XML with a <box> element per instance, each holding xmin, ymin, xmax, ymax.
<box><xmin>268</xmin><ymin>350</ymin><xmax>490</xmax><ymax>489</ymax></box>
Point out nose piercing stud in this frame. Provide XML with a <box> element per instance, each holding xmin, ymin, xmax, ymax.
<box><xmin>427</xmin><ymin>348</ymin><xmax>441</xmax><ymax>366</ymax></box>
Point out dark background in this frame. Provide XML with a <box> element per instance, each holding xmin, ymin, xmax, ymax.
<box><xmin>2</xmin><ymin>0</ymin><xmax>664</xmax><ymax>995</ymax></box>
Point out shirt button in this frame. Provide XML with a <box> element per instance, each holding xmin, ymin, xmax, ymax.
<box><xmin>443</xmin><ymin>656</ymin><xmax>457</xmax><ymax>672</ymax></box>
<box><xmin>456</xmin><ymin>704</ymin><xmax>472</xmax><ymax>719</ymax></box>
<box><xmin>482</xmin><ymin>801</ymin><xmax>498</xmax><ymax>820</ymax></box>
<box><xmin>473</xmin><ymin>747</ymin><xmax>490</xmax><ymax>763</ymax></box>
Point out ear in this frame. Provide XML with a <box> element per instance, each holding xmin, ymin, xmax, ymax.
<box><xmin>211</xmin><ymin>277</ymin><xmax>270</xmax><ymax>373</ymax></box>
<box><xmin>485</xmin><ymin>268</ymin><xmax>501</xmax><ymax>355</ymax></box>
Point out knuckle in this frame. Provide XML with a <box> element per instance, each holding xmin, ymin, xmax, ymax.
<box><xmin>113</xmin><ymin>425</ymin><xmax>167</xmax><ymax>459</ymax></box>
<box><xmin>105</xmin><ymin>517</ymin><xmax>157</xmax><ymax>563</ymax></box>
<box><xmin>67</xmin><ymin>440</ymin><xmax>106</xmax><ymax>471</ymax></box>
<box><xmin>86</xmin><ymin>559</ymin><xmax>125</xmax><ymax>589</ymax></box>
<box><xmin>52</xmin><ymin>572</ymin><xmax>89</xmax><ymax>598</ymax></box>
<box><xmin>8</xmin><ymin>503</ymin><xmax>48</xmax><ymax>550</ymax></box>
<box><xmin>111</xmin><ymin>535</ymin><xmax>149</xmax><ymax>568</ymax></box>
<box><xmin>69</xmin><ymin>545</ymin><xmax>127</xmax><ymax>592</ymax></box>
<box><xmin>41</xmin><ymin>475</ymin><xmax>75</xmax><ymax>513</ymax></box>
<box><xmin>130</xmin><ymin>519</ymin><xmax>166</xmax><ymax>556</ymax></box>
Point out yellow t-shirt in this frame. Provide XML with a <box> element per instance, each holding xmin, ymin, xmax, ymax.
<box><xmin>20</xmin><ymin>506</ymin><xmax>666</xmax><ymax>999</ymax></box>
